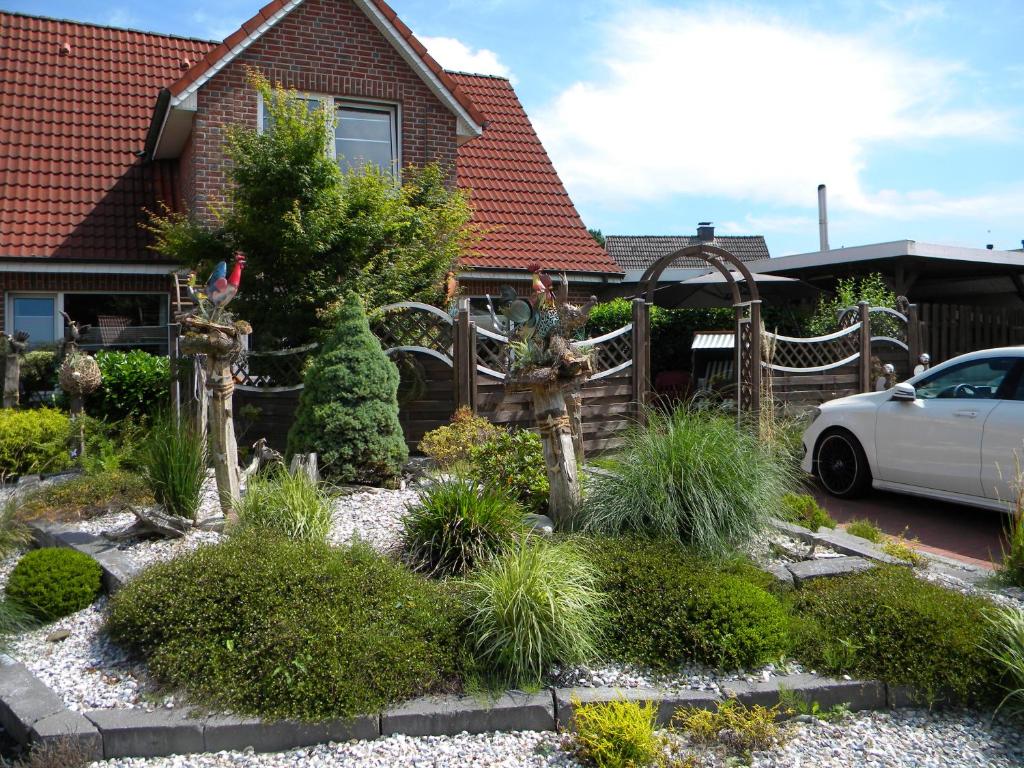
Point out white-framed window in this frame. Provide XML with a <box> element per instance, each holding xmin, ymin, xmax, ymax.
<box><xmin>5</xmin><ymin>292</ymin><xmax>169</xmax><ymax>349</ymax></box>
<box><xmin>257</xmin><ymin>93</ymin><xmax>401</xmax><ymax>177</ymax></box>
<box><xmin>10</xmin><ymin>295</ymin><xmax>58</xmax><ymax>346</ymax></box>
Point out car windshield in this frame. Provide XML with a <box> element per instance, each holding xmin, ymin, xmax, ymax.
<box><xmin>915</xmin><ymin>357</ymin><xmax>1017</xmax><ymax>400</ymax></box>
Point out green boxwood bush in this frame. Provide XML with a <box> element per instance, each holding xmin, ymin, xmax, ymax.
<box><xmin>583</xmin><ymin>537</ymin><xmax>790</xmax><ymax>671</ymax></box>
<box><xmin>399</xmin><ymin>476</ymin><xmax>524</xmax><ymax>577</ymax></box>
<box><xmin>286</xmin><ymin>293</ymin><xmax>407</xmax><ymax>486</ymax></box>
<box><xmin>86</xmin><ymin>350</ymin><xmax>170</xmax><ymax>421</ymax></box>
<box><xmin>791</xmin><ymin>565</ymin><xmax>1002</xmax><ymax>705</ymax></box>
<box><xmin>0</xmin><ymin>408</ymin><xmax>72</xmax><ymax>477</ymax></box>
<box><xmin>466</xmin><ymin>429</ymin><xmax>549</xmax><ymax>515</ymax></box>
<box><xmin>6</xmin><ymin>548</ymin><xmax>102</xmax><ymax>622</ymax></box>
<box><xmin>105</xmin><ymin>532</ymin><xmax>462</xmax><ymax>720</ymax></box>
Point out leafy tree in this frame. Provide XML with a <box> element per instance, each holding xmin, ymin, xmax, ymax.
<box><xmin>588</xmin><ymin>228</ymin><xmax>606</xmax><ymax>247</ymax></box>
<box><xmin>806</xmin><ymin>273</ymin><xmax>899</xmax><ymax>337</ymax></box>
<box><xmin>286</xmin><ymin>293</ymin><xmax>407</xmax><ymax>485</ymax></box>
<box><xmin>147</xmin><ymin>71</ymin><xmax>472</xmax><ymax>347</ymax></box>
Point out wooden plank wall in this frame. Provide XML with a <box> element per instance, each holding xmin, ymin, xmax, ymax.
<box><xmin>477</xmin><ymin>371</ymin><xmax>634</xmax><ymax>454</ymax></box>
<box><xmin>397</xmin><ymin>355</ymin><xmax>456</xmax><ymax>451</ymax></box>
<box><xmin>767</xmin><ymin>363</ymin><xmax>860</xmax><ymax>405</ymax></box>
<box><xmin>235</xmin><ymin>388</ymin><xmax>301</xmax><ymax>453</ymax></box>
<box><xmin>919</xmin><ymin>303</ymin><xmax>1024</xmax><ymax>364</ymax></box>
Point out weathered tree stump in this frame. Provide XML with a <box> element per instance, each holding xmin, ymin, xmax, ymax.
<box><xmin>104</xmin><ymin>505</ymin><xmax>192</xmax><ymax>541</ymax></box>
<box><xmin>532</xmin><ymin>383</ymin><xmax>581</xmax><ymax>529</ymax></box>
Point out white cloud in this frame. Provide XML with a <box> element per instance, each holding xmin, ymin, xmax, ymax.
<box><xmin>419</xmin><ymin>36</ymin><xmax>515</xmax><ymax>81</ymax></box>
<box><xmin>533</xmin><ymin>6</ymin><xmax>1014</xmax><ymax>221</ymax></box>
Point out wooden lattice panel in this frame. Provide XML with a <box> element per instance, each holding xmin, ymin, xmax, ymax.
<box><xmin>738</xmin><ymin>318</ymin><xmax>754</xmax><ymax>412</ymax></box>
<box><xmin>766</xmin><ymin>326</ymin><xmax>860</xmax><ymax>370</ymax></box>
<box><xmin>580</xmin><ymin>328</ymin><xmax>632</xmax><ymax>376</ymax></box>
<box><xmin>231</xmin><ymin>344</ymin><xmax>317</xmax><ymax>388</ymax></box>
<box><xmin>371</xmin><ymin>307</ymin><xmax>453</xmax><ymax>355</ymax></box>
<box><xmin>476</xmin><ymin>332</ymin><xmax>510</xmax><ymax>375</ymax></box>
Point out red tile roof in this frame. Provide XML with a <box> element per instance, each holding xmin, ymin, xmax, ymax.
<box><xmin>451</xmin><ymin>73</ymin><xmax>621</xmax><ymax>275</ymax></box>
<box><xmin>0</xmin><ymin>11</ymin><xmax>214</xmax><ymax>261</ymax></box>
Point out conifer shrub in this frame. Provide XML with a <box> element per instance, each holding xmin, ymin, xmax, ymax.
<box><xmin>105</xmin><ymin>532</ymin><xmax>462</xmax><ymax>720</ymax></box>
<box><xmin>582</xmin><ymin>536</ymin><xmax>790</xmax><ymax>670</ymax></box>
<box><xmin>286</xmin><ymin>293</ymin><xmax>407</xmax><ymax>485</ymax></box>
<box><xmin>6</xmin><ymin>548</ymin><xmax>102</xmax><ymax>622</ymax></box>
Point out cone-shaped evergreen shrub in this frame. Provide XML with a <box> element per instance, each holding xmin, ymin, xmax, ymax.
<box><xmin>286</xmin><ymin>293</ymin><xmax>407</xmax><ymax>485</ymax></box>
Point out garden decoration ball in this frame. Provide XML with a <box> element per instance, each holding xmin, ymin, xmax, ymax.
<box><xmin>58</xmin><ymin>350</ymin><xmax>101</xmax><ymax>398</ymax></box>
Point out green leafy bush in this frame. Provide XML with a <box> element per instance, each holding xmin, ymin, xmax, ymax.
<box><xmin>571</xmin><ymin>697</ymin><xmax>664</xmax><ymax>768</ymax></box>
<box><xmin>19</xmin><ymin>349</ymin><xmax>58</xmax><ymax>404</ymax></box>
<box><xmin>583</xmin><ymin>537</ymin><xmax>790</xmax><ymax>670</ymax></box>
<box><xmin>399</xmin><ymin>476</ymin><xmax>524</xmax><ymax>577</ymax></box>
<box><xmin>287</xmin><ymin>293</ymin><xmax>407</xmax><ymax>486</ymax></box>
<box><xmin>139</xmin><ymin>415</ymin><xmax>207</xmax><ymax>519</ymax></box>
<box><xmin>418</xmin><ymin>407</ymin><xmax>500</xmax><ymax>468</ymax></box>
<box><xmin>105</xmin><ymin>532</ymin><xmax>462</xmax><ymax>720</ymax></box>
<box><xmin>780</xmin><ymin>493</ymin><xmax>836</xmax><ymax>530</ymax></box>
<box><xmin>806</xmin><ymin>273</ymin><xmax>899</xmax><ymax>338</ymax></box>
<box><xmin>464</xmin><ymin>538</ymin><xmax>603</xmax><ymax>687</ymax></box>
<box><xmin>791</xmin><ymin>566</ymin><xmax>1002</xmax><ymax>705</ymax></box>
<box><xmin>466</xmin><ymin>429</ymin><xmax>549</xmax><ymax>515</ymax></box>
<box><xmin>585</xmin><ymin>408</ymin><xmax>796</xmax><ymax>553</ymax></box>
<box><xmin>17</xmin><ymin>470</ymin><xmax>151</xmax><ymax>523</ymax></box>
<box><xmin>0</xmin><ymin>408</ymin><xmax>72</xmax><ymax>477</ymax></box>
<box><xmin>237</xmin><ymin>467</ymin><xmax>332</xmax><ymax>542</ymax></box>
<box><xmin>86</xmin><ymin>350</ymin><xmax>169</xmax><ymax>421</ymax></box>
<box><xmin>6</xmin><ymin>548</ymin><xmax>102</xmax><ymax>622</ymax></box>
<box><xmin>844</xmin><ymin>518</ymin><xmax>882</xmax><ymax>543</ymax></box>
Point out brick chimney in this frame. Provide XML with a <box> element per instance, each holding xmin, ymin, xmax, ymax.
<box><xmin>697</xmin><ymin>222</ymin><xmax>715</xmax><ymax>242</ymax></box>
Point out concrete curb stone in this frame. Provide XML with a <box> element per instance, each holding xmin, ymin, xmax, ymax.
<box><xmin>0</xmin><ymin>654</ymin><xmax>66</xmax><ymax>744</ymax></box>
<box><xmin>29</xmin><ymin>710</ymin><xmax>103</xmax><ymax>761</ymax></box>
<box><xmin>86</xmin><ymin>708</ymin><xmax>205</xmax><ymax>759</ymax></box>
<box><xmin>27</xmin><ymin>522</ymin><xmax>139</xmax><ymax>593</ymax></box>
<box><xmin>381</xmin><ymin>692</ymin><xmax>554</xmax><ymax>737</ymax></box>
<box><xmin>721</xmin><ymin>674</ymin><xmax>886</xmax><ymax>711</ymax></box>
<box><xmin>554</xmin><ymin>687</ymin><xmax>720</xmax><ymax>730</ymax></box>
<box><xmin>204</xmin><ymin>713</ymin><xmax>379</xmax><ymax>752</ymax></box>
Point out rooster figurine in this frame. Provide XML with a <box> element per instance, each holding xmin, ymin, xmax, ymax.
<box><xmin>205</xmin><ymin>251</ymin><xmax>247</xmax><ymax>310</ymax></box>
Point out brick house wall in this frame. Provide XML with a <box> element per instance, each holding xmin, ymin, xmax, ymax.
<box><xmin>183</xmin><ymin>0</ymin><xmax>459</xmax><ymax>223</ymax></box>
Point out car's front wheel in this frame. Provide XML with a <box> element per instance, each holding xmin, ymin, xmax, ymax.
<box><xmin>815</xmin><ymin>429</ymin><xmax>871</xmax><ymax>498</ymax></box>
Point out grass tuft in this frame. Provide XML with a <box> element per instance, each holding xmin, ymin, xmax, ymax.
<box><xmin>138</xmin><ymin>415</ymin><xmax>207</xmax><ymax>520</ymax></box>
<box><xmin>844</xmin><ymin>518</ymin><xmax>882</xmax><ymax>543</ymax></box>
<box><xmin>236</xmin><ymin>467</ymin><xmax>332</xmax><ymax>542</ymax></box>
<box><xmin>984</xmin><ymin>606</ymin><xmax>1024</xmax><ymax>718</ymax></box>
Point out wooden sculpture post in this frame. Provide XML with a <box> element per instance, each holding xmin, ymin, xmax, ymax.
<box><xmin>1</xmin><ymin>331</ymin><xmax>29</xmax><ymax>408</ymax></box>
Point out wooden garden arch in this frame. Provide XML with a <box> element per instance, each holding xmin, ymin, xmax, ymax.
<box><xmin>638</xmin><ymin>244</ymin><xmax>763</xmax><ymax>418</ymax></box>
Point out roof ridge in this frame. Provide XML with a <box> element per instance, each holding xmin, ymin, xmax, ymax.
<box><xmin>0</xmin><ymin>9</ymin><xmax>219</xmax><ymax>45</ymax></box>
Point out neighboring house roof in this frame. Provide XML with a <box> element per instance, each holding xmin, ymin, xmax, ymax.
<box><xmin>0</xmin><ymin>11</ymin><xmax>212</xmax><ymax>261</ymax></box>
<box><xmin>451</xmin><ymin>73</ymin><xmax>621</xmax><ymax>276</ymax></box>
<box><xmin>606</xmin><ymin>235</ymin><xmax>770</xmax><ymax>274</ymax></box>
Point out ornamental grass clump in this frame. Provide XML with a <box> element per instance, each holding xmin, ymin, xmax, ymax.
<box><xmin>399</xmin><ymin>476</ymin><xmax>524</xmax><ymax>577</ymax></box>
<box><xmin>236</xmin><ymin>467</ymin><xmax>332</xmax><ymax>542</ymax></box>
<box><xmin>571</xmin><ymin>697</ymin><xmax>664</xmax><ymax>768</ymax></box>
<box><xmin>139</xmin><ymin>415</ymin><xmax>207</xmax><ymax>519</ymax></box>
<box><xmin>6</xmin><ymin>548</ymin><xmax>101</xmax><ymax>622</ymax></box>
<box><xmin>464</xmin><ymin>538</ymin><xmax>603</xmax><ymax>687</ymax></box>
<box><xmin>585</xmin><ymin>408</ymin><xmax>796</xmax><ymax>552</ymax></box>
<box><xmin>985</xmin><ymin>606</ymin><xmax>1024</xmax><ymax>717</ymax></box>
<box><xmin>105</xmin><ymin>532</ymin><xmax>462</xmax><ymax>720</ymax></box>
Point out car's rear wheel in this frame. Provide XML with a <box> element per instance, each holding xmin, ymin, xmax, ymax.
<box><xmin>815</xmin><ymin>429</ymin><xmax>871</xmax><ymax>498</ymax></box>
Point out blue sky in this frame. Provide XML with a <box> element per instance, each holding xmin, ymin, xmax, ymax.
<box><xmin>8</xmin><ymin>0</ymin><xmax>1024</xmax><ymax>256</ymax></box>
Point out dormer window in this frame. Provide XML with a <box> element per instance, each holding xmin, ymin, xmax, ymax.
<box><xmin>258</xmin><ymin>94</ymin><xmax>399</xmax><ymax>176</ymax></box>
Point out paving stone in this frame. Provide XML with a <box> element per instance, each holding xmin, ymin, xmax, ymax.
<box><xmin>555</xmin><ymin>687</ymin><xmax>719</xmax><ymax>730</ymax></box>
<box><xmin>723</xmin><ymin>674</ymin><xmax>886</xmax><ymax>712</ymax></box>
<box><xmin>0</xmin><ymin>655</ymin><xmax>66</xmax><ymax>743</ymax></box>
<box><xmin>768</xmin><ymin>518</ymin><xmax>818</xmax><ymax>544</ymax></box>
<box><xmin>814</xmin><ymin>529</ymin><xmax>907</xmax><ymax>566</ymax></box>
<box><xmin>29</xmin><ymin>709</ymin><xmax>103</xmax><ymax>760</ymax></box>
<box><xmin>87</xmin><ymin>708</ymin><xmax>204</xmax><ymax>758</ymax></box>
<box><xmin>787</xmin><ymin>556</ymin><xmax>874</xmax><ymax>584</ymax></box>
<box><xmin>761</xmin><ymin>562</ymin><xmax>795</xmax><ymax>588</ymax></box>
<box><xmin>381</xmin><ymin>692</ymin><xmax>554</xmax><ymax>737</ymax></box>
<box><xmin>204</xmin><ymin>713</ymin><xmax>379</xmax><ymax>752</ymax></box>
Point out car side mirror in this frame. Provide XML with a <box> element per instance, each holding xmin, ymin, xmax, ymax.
<box><xmin>892</xmin><ymin>383</ymin><xmax>917</xmax><ymax>401</ymax></box>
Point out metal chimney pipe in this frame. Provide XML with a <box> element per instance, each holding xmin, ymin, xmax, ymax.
<box><xmin>817</xmin><ymin>184</ymin><xmax>830</xmax><ymax>251</ymax></box>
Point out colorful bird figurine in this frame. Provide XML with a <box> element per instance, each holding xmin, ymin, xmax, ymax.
<box><xmin>206</xmin><ymin>251</ymin><xmax>247</xmax><ymax>309</ymax></box>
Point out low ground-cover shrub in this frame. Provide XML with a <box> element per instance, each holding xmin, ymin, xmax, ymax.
<box><xmin>466</xmin><ymin>429</ymin><xmax>549</xmax><ymax>515</ymax></box>
<box><xmin>464</xmin><ymin>538</ymin><xmax>603</xmax><ymax>687</ymax></box>
<box><xmin>675</xmin><ymin>699</ymin><xmax>781</xmax><ymax>755</ymax></box>
<box><xmin>780</xmin><ymin>493</ymin><xmax>835</xmax><ymax>530</ymax></box>
<box><xmin>844</xmin><ymin>518</ymin><xmax>882</xmax><ymax>543</ymax></box>
<box><xmin>418</xmin><ymin>407</ymin><xmax>500</xmax><ymax>468</ymax></box>
<box><xmin>583</xmin><ymin>537</ymin><xmax>790</xmax><ymax>670</ymax></box>
<box><xmin>86</xmin><ymin>350</ymin><xmax>169</xmax><ymax>421</ymax></box>
<box><xmin>399</xmin><ymin>476</ymin><xmax>524</xmax><ymax>577</ymax></box>
<box><xmin>585</xmin><ymin>408</ymin><xmax>796</xmax><ymax>553</ymax></box>
<box><xmin>16</xmin><ymin>470</ymin><xmax>152</xmax><ymax>522</ymax></box>
<box><xmin>106</xmin><ymin>532</ymin><xmax>462</xmax><ymax>720</ymax></box>
<box><xmin>571</xmin><ymin>697</ymin><xmax>664</xmax><ymax>768</ymax></box>
<box><xmin>139</xmin><ymin>415</ymin><xmax>207</xmax><ymax>519</ymax></box>
<box><xmin>0</xmin><ymin>408</ymin><xmax>72</xmax><ymax>477</ymax></box>
<box><xmin>237</xmin><ymin>467</ymin><xmax>331</xmax><ymax>542</ymax></box>
<box><xmin>790</xmin><ymin>565</ymin><xmax>1002</xmax><ymax>705</ymax></box>
<box><xmin>6</xmin><ymin>548</ymin><xmax>101</xmax><ymax>622</ymax></box>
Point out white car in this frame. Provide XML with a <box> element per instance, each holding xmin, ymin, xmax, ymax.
<box><xmin>802</xmin><ymin>347</ymin><xmax>1024</xmax><ymax>512</ymax></box>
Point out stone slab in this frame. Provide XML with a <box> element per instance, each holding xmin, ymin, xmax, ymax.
<box><xmin>886</xmin><ymin>684</ymin><xmax>919</xmax><ymax>709</ymax></box>
<box><xmin>761</xmin><ymin>562</ymin><xmax>795</xmax><ymax>589</ymax></box>
<box><xmin>28</xmin><ymin>523</ymin><xmax>138</xmax><ymax>593</ymax></box>
<box><xmin>721</xmin><ymin>674</ymin><xmax>885</xmax><ymax>712</ymax></box>
<box><xmin>768</xmin><ymin>518</ymin><xmax>818</xmax><ymax>544</ymax></box>
<box><xmin>29</xmin><ymin>710</ymin><xmax>103</xmax><ymax>761</ymax></box>
<box><xmin>787</xmin><ymin>556</ymin><xmax>873</xmax><ymax>584</ymax></box>
<box><xmin>87</xmin><ymin>708</ymin><xmax>204</xmax><ymax>759</ymax></box>
<box><xmin>0</xmin><ymin>655</ymin><xmax>66</xmax><ymax>744</ymax></box>
<box><xmin>554</xmin><ymin>687</ymin><xmax>720</xmax><ymax>730</ymax></box>
<box><xmin>814</xmin><ymin>529</ymin><xmax>906</xmax><ymax>566</ymax></box>
<box><xmin>204</xmin><ymin>713</ymin><xmax>379</xmax><ymax>752</ymax></box>
<box><xmin>382</xmin><ymin>692</ymin><xmax>554</xmax><ymax>737</ymax></box>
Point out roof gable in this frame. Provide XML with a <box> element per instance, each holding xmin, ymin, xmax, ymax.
<box><xmin>451</xmin><ymin>73</ymin><xmax>621</xmax><ymax>276</ymax></box>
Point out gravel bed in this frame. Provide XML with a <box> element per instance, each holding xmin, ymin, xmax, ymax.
<box><xmin>326</xmin><ymin>486</ymin><xmax>420</xmax><ymax>553</ymax></box>
<box><xmin>554</xmin><ymin>659</ymin><xmax>811</xmax><ymax>693</ymax></box>
<box><xmin>920</xmin><ymin>566</ymin><xmax>1024</xmax><ymax>612</ymax></box>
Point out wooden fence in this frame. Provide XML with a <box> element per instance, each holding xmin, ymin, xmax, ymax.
<box><xmin>918</xmin><ymin>303</ymin><xmax>1024</xmax><ymax>364</ymax></box>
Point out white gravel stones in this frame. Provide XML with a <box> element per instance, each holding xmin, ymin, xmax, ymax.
<box><xmin>76</xmin><ymin>508</ymin><xmax>222</xmax><ymax>571</ymax></box>
<box><xmin>555</xmin><ymin>660</ymin><xmax>807</xmax><ymax>694</ymax></box>
<box><xmin>91</xmin><ymin>730</ymin><xmax>577</xmax><ymax>768</ymax></box>
<box><xmin>326</xmin><ymin>486</ymin><xmax>420</xmax><ymax>553</ymax></box>
<box><xmin>8</xmin><ymin>597</ymin><xmax>167</xmax><ymax>712</ymax></box>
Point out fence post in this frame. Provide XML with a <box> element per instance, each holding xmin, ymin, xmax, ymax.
<box><xmin>454</xmin><ymin>298</ymin><xmax>477</xmax><ymax>412</ymax></box>
<box><xmin>907</xmin><ymin>303</ymin><xmax>921</xmax><ymax>375</ymax></box>
<box><xmin>168</xmin><ymin>323</ymin><xmax>181</xmax><ymax>421</ymax></box>
<box><xmin>749</xmin><ymin>300</ymin><xmax>762</xmax><ymax>418</ymax></box>
<box><xmin>631</xmin><ymin>298</ymin><xmax>650</xmax><ymax>422</ymax></box>
<box><xmin>858</xmin><ymin>301</ymin><xmax>871</xmax><ymax>393</ymax></box>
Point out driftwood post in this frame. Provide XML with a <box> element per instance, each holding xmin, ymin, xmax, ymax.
<box><xmin>532</xmin><ymin>382</ymin><xmax>581</xmax><ymax>524</ymax></box>
<box><xmin>1</xmin><ymin>331</ymin><xmax>29</xmax><ymax>408</ymax></box>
